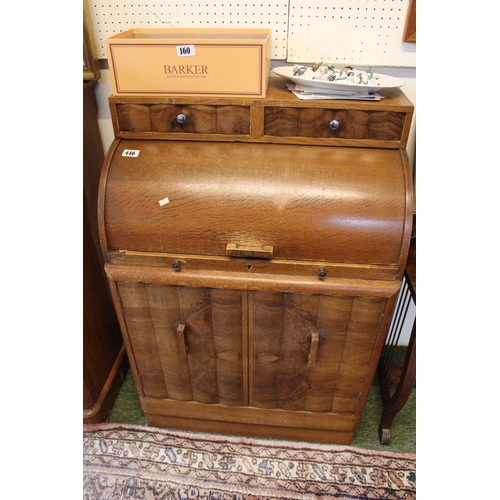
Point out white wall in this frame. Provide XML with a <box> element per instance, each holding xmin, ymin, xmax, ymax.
<box><xmin>89</xmin><ymin>0</ymin><xmax>417</xmax><ymax>162</ymax></box>
<box><xmin>88</xmin><ymin>1</ymin><xmax>416</xmax><ymax>67</ymax></box>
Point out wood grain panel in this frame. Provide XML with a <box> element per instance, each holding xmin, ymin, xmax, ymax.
<box><xmin>216</xmin><ymin>106</ymin><xmax>250</xmax><ymax>134</ymax></box>
<box><xmin>264</xmin><ymin>107</ymin><xmax>300</xmax><ymax>136</ymax></box>
<box><xmin>142</xmin><ymin>397</ymin><xmax>357</xmax><ymax>440</ymax></box>
<box><xmin>118</xmin><ymin>104</ymin><xmax>251</xmax><ymax>136</ymax></box>
<box><xmin>367</xmin><ymin>112</ymin><xmax>405</xmax><ymax>141</ymax></box>
<box><xmin>145</xmin><ymin>284</ymin><xmax>193</xmax><ymax>401</ymax></box>
<box><xmin>210</xmin><ymin>289</ymin><xmax>245</xmax><ymax>406</ymax></box>
<box><xmin>249</xmin><ymin>291</ymin><xmax>284</xmax><ymax>408</ymax></box>
<box><xmin>331</xmin><ymin>297</ymin><xmax>386</xmax><ymax>413</ymax></box>
<box><xmin>106</xmin><ymin>264</ymin><xmax>401</xmax><ymax>298</ymax></box>
<box><xmin>150</xmin><ymin>104</ymin><xmax>183</xmax><ymax>132</ymax></box>
<box><xmin>108</xmin><ymin>78</ymin><xmax>414</xmax><ymax>148</ymax></box>
<box><xmin>265</xmin><ymin>107</ymin><xmax>404</xmax><ymax>142</ymax></box>
<box><xmin>298</xmin><ymin>109</ymin><xmax>371</xmax><ymax>139</ymax></box>
<box><xmin>116</xmin><ymin>104</ymin><xmax>151</xmax><ymax>132</ymax></box>
<box><xmin>117</xmin><ymin>282</ymin><xmax>168</xmax><ymax>398</ymax></box>
<box><xmin>177</xmin><ymin>287</ymin><xmax>219</xmax><ymax>404</ymax></box>
<box><xmin>178</xmin><ymin>105</ymin><xmax>217</xmax><ymax>133</ymax></box>
<box><xmin>145</xmin><ymin>104</ymin><xmax>218</xmax><ymax>133</ymax></box>
<box><xmin>104</xmin><ymin>140</ymin><xmax>406</xmax><ymax>266</ymax></box>
<box><xmin>277</xmin><ymin>294</ymin><xmax>319</xmax><ymax>411</ymax></box>
<box><xmin>108</xmin><ymin>250</ymin><xmax>399</xmax><ymax>281</ymax></box>
<box><xmin>303</xmin><ymin>296</ymin><xmax>353</xmax><ymax>412</ymax></box>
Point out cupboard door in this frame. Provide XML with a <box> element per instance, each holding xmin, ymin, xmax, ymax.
<box><xmin>117</xmin><ymin>283</ymin><xmax>246</xmax><ymax>406</ymax></box>
<box><xmin>249</xmin><ymin>291</ymin><xmax>386</xmax><ymax>414</ymax></box>
<box><xmin>116</xmin><ymin>283</ymin><xmax>386</xmax><ymax>416</ymax></box>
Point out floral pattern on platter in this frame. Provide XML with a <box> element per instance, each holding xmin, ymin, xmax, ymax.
<box><xmin>293</xmin><ymin>63</ymin><xmax>379</xmax><ymax>85</ymax></box>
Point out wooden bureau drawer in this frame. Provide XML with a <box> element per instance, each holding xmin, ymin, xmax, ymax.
<box><xmin>116</xmin><ymin>103</ymin><xmax>250</xmax><ymax>135</ymax></box>
<box><xmin>109</xmin><ymin>77</ymin><xmax>414</xmax><ymax>147</ymax></box>
<box><xmin>264</xmin><ymin>107</ymin><xmax>405</xmax><ymax>142</ymax></box>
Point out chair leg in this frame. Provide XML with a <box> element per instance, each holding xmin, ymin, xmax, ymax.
<box><xmin>379</xmin><ymin>321</ymin><xmax>416</xmax><ymax>444</ymax></box>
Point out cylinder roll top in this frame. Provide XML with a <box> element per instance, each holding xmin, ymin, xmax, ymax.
<box><xmin>101</xmin><ymin>139</ymin><xmax>409</xmax><ymax>267</ymax></box>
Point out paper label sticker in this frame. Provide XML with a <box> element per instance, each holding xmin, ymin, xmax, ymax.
<box><xmin>122</xmin><ymin>149</ymin><xmax>140</xmax><ymax>157</ymax></box>
<box><xmin>176</xmin><ymin>45</ymin><xmax>196</xmax><ymax>57</ymax></box>
<box><xmin>159</xmin><ymin>197</ymin><xmax>170</xmax><ymax>206</ymax></box>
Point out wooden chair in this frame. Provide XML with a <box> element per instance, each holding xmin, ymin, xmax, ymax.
<box><xmin>377</xmin><ymin>238</ymin><xmax>416</xmax><ymax>444</ymax></box>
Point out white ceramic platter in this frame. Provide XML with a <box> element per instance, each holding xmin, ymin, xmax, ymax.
<box><xmin>272</xmin><ymin>66</ymin><xmax>405</xmax><ymax>92</ymax></box>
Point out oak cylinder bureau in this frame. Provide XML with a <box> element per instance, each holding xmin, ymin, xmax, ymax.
<box><xmin>98</xmin><ymin>76</ymin><xmax>414</xmax><ymax>444</ymax></box>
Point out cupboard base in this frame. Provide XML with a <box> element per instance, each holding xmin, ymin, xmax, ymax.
<box><xmin>141</xmin><ymin>397</ymin><xmax>357</xmax><ymax>445</ymax></box>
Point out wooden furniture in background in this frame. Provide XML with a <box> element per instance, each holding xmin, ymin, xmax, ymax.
<box><xmin>403</xmin><ymin>0</ymin><xmax>416</xmax><ymax>43</ymax></box>
<box><xmin>83</xmin><ymin>80</ymin><xmax>128</xmax><ymax>423</ymax></box>
<box><xmin>83</xmin><ymin>0</ymin><xmax>100</xmax><ymax>81</ymax></box>
<box><xmin>98</xmin><ymin>77</ymin><xmax>414</xmax><ymax>443</ymax></box>
<box><xmin>377</xmin><ymin>237</ymin><xmax>416</xmax><ymax>444</ymax></box>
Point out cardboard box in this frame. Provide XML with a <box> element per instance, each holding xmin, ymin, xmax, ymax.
<box><xmin>105</xmin><ymin>28</ymin><xmax>271</xmax><ymax>98</ymax></box>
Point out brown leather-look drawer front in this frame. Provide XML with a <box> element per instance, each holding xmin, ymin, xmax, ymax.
<box><xmin>116</xmin><ymin>104</ymin><xmax>250</xmax><ymax>135</ymax></box>
<box><xmin>264</xmin><ymin>107</ymin><xmax>405</xmax><ymax>142</ymax></box>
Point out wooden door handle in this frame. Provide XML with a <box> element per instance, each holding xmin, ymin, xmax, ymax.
<box><xmin>226</xmin><ymin>243</ymin><xmax>273</xmax><ymax>259</ymax></box>
<box><xmin>177</xmin><ymin>323</ymin><xmax>188</xmax><ymax>359</ymax></box>
<box><xmin>308</xmin><ymin>331</ymin><xmax>319</xmax><ymax>367</ymax></box>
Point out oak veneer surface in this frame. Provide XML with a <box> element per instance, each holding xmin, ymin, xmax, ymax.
<box><xmin>99</xmin><ymin>78</ymin><xmax>414</xmax><ymax>443</ymax></box>
<box><xmin>102</xmin><ymin>140</ymin><xmax>408</xmax><ymax>268</ymax></box>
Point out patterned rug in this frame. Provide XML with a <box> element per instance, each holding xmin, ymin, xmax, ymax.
<box><xmin>83</xmin><ymin>423</ymin><xmax>416</xmax><ymax>499</ymax></box>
